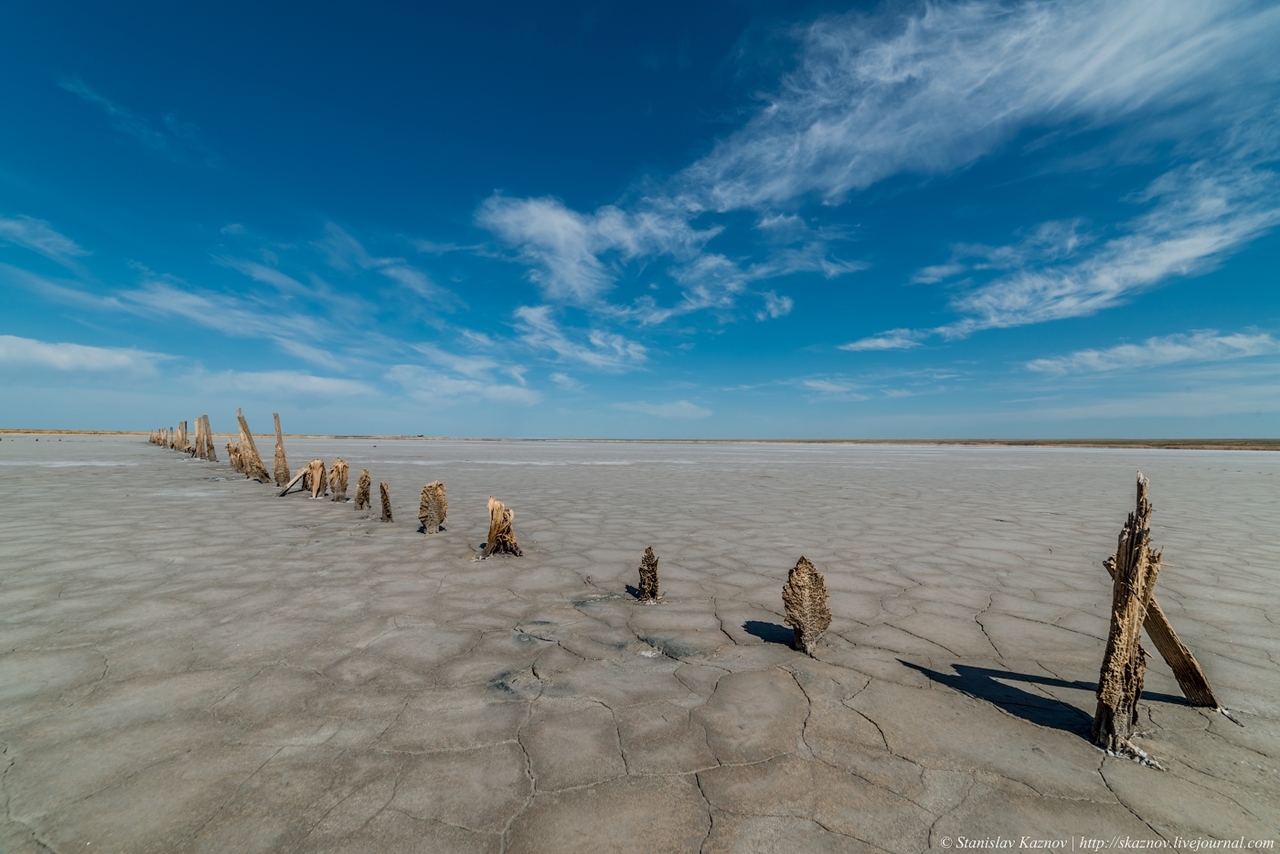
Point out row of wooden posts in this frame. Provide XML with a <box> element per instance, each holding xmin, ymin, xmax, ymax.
<box><xmin>150</xmin><ymin>417</ymin><xmax>1226</xmax><ymax>764</ymax></box>
<box><xmin>149</xmin><ymin>410</ymin><xmax>522</xmax><ymax>556</ymax></box>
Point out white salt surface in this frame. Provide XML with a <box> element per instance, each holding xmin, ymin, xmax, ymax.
<box><xmin>0</xmin><ymin>435</ymin><xmax>1277</xmax><ymax>852</ymax></box>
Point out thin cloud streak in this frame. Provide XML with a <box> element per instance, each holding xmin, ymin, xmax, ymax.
<box><xmin>615</xmin><ymin>400</ymin><xmax>712</xmax><ymax>418</ymax></box>
<box><xmin>514</xmin><ymin>305</ymin><xmax>647</xmax><ymax>370</ymax></box>
<box><xmin>0</xmin><ymin>334</ymin><xmax>167</xmax><ymax>373</ymax></box>
<box><xmin>1027</xmin><ymin>330</ymin><xmax>1280</xmax><ymax>374</ymax></box>
<box><xmin>0</xmin><ymin>216</ymin><xmax>89</xmax><ymax>264</ymax></box>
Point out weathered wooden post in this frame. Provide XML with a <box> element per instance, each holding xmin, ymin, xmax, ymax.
<box><xmin>417</xmin><ymin>481</ymin><xmax>447</xmax><ymax>532</ymax></box>
<box><xmin>235</xmin><ymin>409</ymin><xmax>272</xmax><ymax>483</ymax></box>
<box><xmin>272</xmin><ymin>413</ymin><xmax>290</xmax><ymax>487</ymax></box>
<box><xmin>783</xmin><ymin>556</ymin><xmax>831</xmax><ymax>657</ymax></box>
<box><xmin>355</xmin><ymin>469</ymin><xmax>372</xmax><ymax>510</ymax></box>
<box><xmin>483</xmin><ymin>496</ymin><xmax>521</xmax><ymax>556</ymax></box>
<box><xmin>380</xmin><ymin>482</ymin><xmax>393</xmax><ymax>522</ymax></box>
<box><xmin>329</xmin><ymin>458</ymin><xmax>349</xmax><ymax>502</ymax></box>
<box><xmin>637</xmin><ymin>546</ymin><xmax>661</xmax><ymax>602</ymax></box>
<box><xmin>202</xmin><ymin>415</ymin><xmax>217</xmax><ymax>462</ymax></box>
<box><xmin>1091</xmin><ymin>473</ymin><xmax>1162</xmax><ymax>759</ymax></box>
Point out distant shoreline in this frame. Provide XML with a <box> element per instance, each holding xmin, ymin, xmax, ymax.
<box><xmin>2</xmin><ymin>429</ymin><xmax>1277</xmax><ymax>451</ymax></box>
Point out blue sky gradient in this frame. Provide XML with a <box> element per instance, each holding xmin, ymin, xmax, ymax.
<box><xmin>2</xmin><ymin>0</ymin><xmax>1279</xmax><ymax>437</ymax></box>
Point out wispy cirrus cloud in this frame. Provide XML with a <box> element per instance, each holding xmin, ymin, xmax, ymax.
<box><xmin>1027</xmin><ymin>330</ymin><xmax>1280</xmax><ymax>375</ymax></box>
<box><xmin>615</xmin><ymin>399</ymin><xmax>711</xmax><ymax>418</ymax></box>
<box><xmin>385</xmin><ymin>364</ymin><xmax>540</xmax><ymax>406</ymax></box>
<box><xmin>316</xmin><ymin>223</ymin><xmax>463</xmax><ymax>310</ymax></box>
<box><xmin>680</xmin><ymin>0</ymin><xmax>1280</xmax><ymax>210</ymax></box>
<box><xmin>481</xmin><ymin>0</ymin><xmax>1280</xmax><ymax>354</ymax></box>
<box><xmin>939</xmin><ymin>163</ymin><xmax>1280</xmax><ymax>338</ymax></box>
<box><xmin>60</xmin><ymin>78</ymin><xmax>216</xmax><ymax>165</ymax></box>
<box><xmin>0</xmin><ymin>334</ymin><xmax>167</xmax><ymax>374</ymax></box>
<box><xmin>0</xmin><ymin>216</ymin><xmax>89</xmax><ymax>264</ymax></box>
<box><xmin>196</xmin><ymin>369</ymin><xmax>375</xmax><ymax>397</ymax></box>
<box><xmin>514</xmin><ymin>305</ymin><xmax>647</xmax><ymax>370</ymax></box>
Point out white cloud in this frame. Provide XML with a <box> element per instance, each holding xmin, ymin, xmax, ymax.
<box><xmin>549</xmin><ymin>372</ymin><xmax>584</xmax><ymax>391</ymax></box>
<box><xmin>757</xmin><ymin>291</ymin><xmax>794</xmax><ymax>320</ymax></box>
<box><xmin>940</xmin><ymin>163</ymin><xmax>1280</xmax><ymax>337</ymax></box>
<box><xmin>1027</xmin><ymin>330</ymin><xmax>1280</xmax><ymax>375</ymax></box>
<box><xmin>615</xmin><ymin>400</ymin><xmax>712</xmax><ymax>418</ymax></box>
<box><xmin>478</xmin><ymin>195</ymin><xmax>714</xmax><ymax>305</ymax></box>
<box><xmin>839</xmin><ymin>328</ymin><xmax>925</xmax><ymax>351</ymax></box>
<box><xmin>199</xmin><ymin>369</ymin><xmax>375</xmax><ymax>397</ymax></box>
<box><xmin>680</xmin><ymin>0</ymin><xmax>1280</xmax><ymax>209</ymax></box>
<box><xmin>0</xmin><ymin>216</ymin><xmax>89</xmax><ymax>263</ymax></box>
<box><xmin>514</xmin><ymin>305</ymin><xmax>647</xmax><ymax>370</ymax></box>
<box><xmin>385</xmin><ymin>364</ymin><xmax>540</xmax><ymax>406</ymax></box>
<box><xmin>0</xmin><ymin>334</ymin><xmax>166</xmax><ymax>373</ymax></box>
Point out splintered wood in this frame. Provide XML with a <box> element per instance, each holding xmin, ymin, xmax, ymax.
<box><xmin>307</xmin><ymin>459</ymin><xmax>328</xmax><ymax>499</ymax></box>
<box><xmin>484</xmin><ymin>496</ymin><xmax>522</xmax><ymax>556</ymax></box>
<box><xmin>417</xmin><ymin>481</ymin><xmax>447</xmax><ymax>533</ymax></box>
<box><xmin>1091</xmin><ymin>473</ymin><xmax>1163</xmax><ymax>760</ymax></box>
<box><xmin>355</xmin><ymin>469</ymin><xmax>372</xmax><ymax>510</ymax></box>
<box><xmin>783</xmin><ymin>556</ymin><xmax>831</xmax><ymax>657</ymax></box>
<box><xmin>227</xmin><ymin>441</ymin><xmax>243</xmax><ymax>473</ymax></box>
<box><xmin>329</xmin><ymin>459</ymin><xmax>349</xmax><ymax>502</ymax></box>
<box><xmin>272</xmin><ymin>413</ymin><xmax>290</xmax><ymax>487</ymax></box>
<box><xmin>235</xmin><ymin>409</ymin><xmax>272</xmax><ymax>483</ymax></box>
<box><xmin>638</xmin><ymin>546</ymin><xmax>661</xmax><ymax>602</ymax></box>
<box><xmin>380</xmin><ymin>482</ymin><xmax>393</xmax><ymax>522</ymax></box>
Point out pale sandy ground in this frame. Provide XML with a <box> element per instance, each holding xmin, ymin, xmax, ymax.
<box><xmin>0</xmin><ymin>435</ymin><xmax>1277</xmax><ymax>853</ymax></box>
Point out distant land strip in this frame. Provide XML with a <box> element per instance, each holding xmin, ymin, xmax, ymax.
<box><xmin>2</xmin><ymin>429</ymin><xmax>1277</xmax><ymax>451</ymax></box>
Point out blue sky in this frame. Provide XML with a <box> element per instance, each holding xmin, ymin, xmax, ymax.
<box><xmin>2</xmin><ymin>0</ymin><xmax>1279</xmax><ymax>438</ymax></box>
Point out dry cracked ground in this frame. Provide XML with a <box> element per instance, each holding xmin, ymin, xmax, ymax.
<box><xmin>0</xmin><ymin>436</ymin><xmax>1277</xmax><ymax>853</ymax></box>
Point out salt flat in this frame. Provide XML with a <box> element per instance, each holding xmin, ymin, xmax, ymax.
<box><xmin>0</xmin><ymin>435</ymin><xmax>1277</xmax><ymax>853</ymax></box>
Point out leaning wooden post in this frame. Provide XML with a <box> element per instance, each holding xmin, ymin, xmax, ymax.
<box><xmin>417</xmin><ymin>481</ymin><xmax>447</xmax><ymax>532</ymax></box>
<box><xmin>1091</xmin><ymin>473</ymin><xmax>1162</xmax><ymax>760</ymax></box>
<box><xmin>1102</xmin><ymin>558</ymin><xmax>1219</xmax><ymax>708</ymax></box>
<box><xmin>272</xmin><ymin>412</ymin><xmax>291</xmax><ymax>487</ymax></box>
<box><xmin>235</xmin><ymin>409</ymin><xmax>272</xmax><ymax>483</ymax></box>
<box><xmin>380</xmin><ymin>482</ymin><xmax>393</xmax><ymax>522</ymax></box>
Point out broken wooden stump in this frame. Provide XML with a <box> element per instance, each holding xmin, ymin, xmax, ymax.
<box><xmin>1102</xmin><ymin>556</ymin><xmax>1219</xmax><ymax>709</ymax></box>
<box><xmin>483</xmin><ymin>496</ymin><xmax>522</xmax><ymax>556</ymax></box>
<box><xmin>307</xmin><ymin>459</ymin><xmax>328</xmax><ymax>499</ymax></box>
<box><xmin>235</xmin><ymin>409</ymin><xmax>272</xmax><ymax>483</ymax></box>
<box><xmin>417</xmin><ymin>481</ymin><xmax>447</xmax><ymax>533</ymax></box>
<box><xmin>637</xmin><ymin>546</ymin><xmax>661</xmax><ymax>602</ymax></box>
<box><xmin>380</xmin><ymin>482</ymin><xmax>393</xmax><ymax>522</ymax></box>
<box><xmin>272</xmin><ymin>412</ymin><xmax>290</xmax><ymax>487</ymax></box>
<box><xmin>227</xmin><ymin>441</ymin><xmax>244</xmax><ymax>473</ymax></box>
<box><xmin>329</xmin><ymin>458</ymin><xmax>349</xmax><ymax>502</ymax></box>
<box><xmin>783</xmin><ymin>556</ymin><xmax>831</xmax><ymax>657</ymax></box>
<box><xmin>355</xmin><ymin>469</ymin><xmax>372</xmax><ymax>510</ymax></box>
<box><xmin>1091</xmin><ymin>472</ymin><xmax>1163</xmax><ymax>760</ymax></box>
